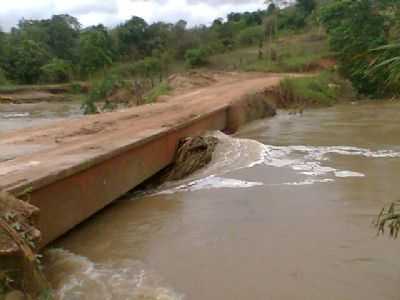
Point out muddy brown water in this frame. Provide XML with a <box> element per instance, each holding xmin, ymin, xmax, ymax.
<box><xmin>43</xmin><ymin>101</ymin><xmax>400</xmax><ymax>300</ymax></box>
<box><xmin>0</xmin><ymin>102</ymin><xmax>82</xmax><ymax>134</ymax></box>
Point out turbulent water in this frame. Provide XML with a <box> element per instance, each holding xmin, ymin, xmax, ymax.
<box><xmin>44</xmin><ymin>101</ymin><xmax>400</xmax><ymax>300</ymax></box>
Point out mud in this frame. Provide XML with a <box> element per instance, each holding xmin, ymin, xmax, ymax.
<box><xmin>226</xmin><ymin>91</ymin><xmax>276</xmax><ymax>133</ymax></box>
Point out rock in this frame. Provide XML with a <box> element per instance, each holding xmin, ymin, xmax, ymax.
<box><xmin>5</xmin><ymin>290</ymin><xmax>25</xmax><ymax>300</ymax></box>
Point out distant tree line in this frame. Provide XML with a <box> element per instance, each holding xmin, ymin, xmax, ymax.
<box><xmin>0</xmin><ymin>1</ymin><xmax>317</xmax><ymax>85</ymax></box>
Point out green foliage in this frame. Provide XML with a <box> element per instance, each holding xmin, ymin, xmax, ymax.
<box><xmin>237</xmin><ymin>26</ymin><xmax>264</xmax><ymax>46</ymax></box>
<box><xmin>144</xmin><ymin>82</ymin><xmax>172</xmax><ymax>103</ymax></box>
<box><xmin>369</xmin><ymin>43</ymin><xmax>400</xmax><ymax>93</ymax></box>
<box><xmin>40</xmin><ymin>58</ymin><xmax>72</xmax><ymax>83</ymax></box>
<box><xmin>0</xmin><ymin>68</ymin><xmax>8</xmax><ymax>85</ymax></box>
<box><xmin>79</xmin><ymin>25</ymin><xmax>114</xmax><ymax>77</ymax></box>
<box><xmin>132</xmin><ymin>57</ymin><xmax>161</xmax><ymax>79</ymax></box>
<box><xmin>320</xmin><ymin>0</ymin><xmax>389</xmax><ymax>96</ymax></box>
<box><xmin>46</xmin><ymin>15</ymin><xmax>80</xmax><ymax>61</ymax></box>
<box><xmin>296</xmin><ymin>0</ymin><xmax>317</xmax><ymax>15</ymax></box>
<box><xmin>277</xmin><ymin>71</ymin><xmax>355</xmax><ymax>107</ymax></box>
<box><xmin>210</xmin><ymin>30</ymin><xmax>330</xmax><ymax>73</ymax></box>
<box><xmin>5</xmin><ymin>39</ymin><xmax>50</xmax><ymax>84</ymax></box>
<box><xmin>81</xmin><ymin>74</ymin><xmax>125</xmax><ymax>114</ymax></box>
<box><xmin>185</xmin><ymin>48</ymin><xmax>209</xmax><ymax>67</ymax></box>
<box><xmin>116</xmin><ymin>16</ymin><xmax>148</xmax><ymax>57</ymax></box>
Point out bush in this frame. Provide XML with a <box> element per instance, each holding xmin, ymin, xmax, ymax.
<box><xmin>6</xmin><ymin>39</ymin><xmax>50</xmax><ymax>84</ymax></box>
<box><xmin>81</xmin><ymin>74</ymin><xmax>125</xmax><ymax>114</ymax></box>
<box><xmin>237</xmin><ymin>26</ymin><xmax>264</xmax><ymax>46</ymax></box>
<box><xmin>185</xmin><ymin>48</ymin><xmax>209</xmax><ymax>67</ymax></box>
<box><xmin>320</xmin><ymin>0</ymin><xmax>388</xmax><ymax>96</ymax></box>
<box><xmin>0</xmin><ymin>68</ymin><xmax>8</xmax><ymax>85</ymax></box>
<box><xmin>40</xmin><ymin>59</ymin><xmax>72</xmax><ymax>83</ymax></box>
<box><xmin>144</xmin><ymin>82</ymin><xmax>171</xmax><ymax>103</ymax></box>
<box><xmin>276</xmin><ymin>71</ymin><xmax>355</xmax><ymax>107</ymax></box>
<box><xmin>131</xmin><ymin>57</ymin><xmax>161</xmax><ymax>78</ymax></box>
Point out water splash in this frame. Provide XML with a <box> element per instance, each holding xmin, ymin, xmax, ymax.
<box><xmin>44</xmin><ymin>249</ymin><xmax>183</xmax><ymax>300</ymax></box>
<box><xmin>147</xmin><ymin>132</ymin><xmax>400</xmax><ymax>193</ymax></box>
<box><xmin>156</xmin><ymin>175</ymin><xmax>263</xmax><ymax>194</ymax></box>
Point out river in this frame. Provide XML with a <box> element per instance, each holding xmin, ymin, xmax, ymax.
<box><xmin>0</xmin><ymin>102</ymin><xmax>82</xmax><ymax>134</ymax></box>
<box><xmin>43</xmin><ymin>100</ymin><xmax>400</xmax><ymax>300</ymax></box>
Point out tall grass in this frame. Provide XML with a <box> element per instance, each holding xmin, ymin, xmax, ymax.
<box><xmin>274</xmin><ymin>71</ymin><xmax>355</xmax><ymax>108</ymax></box>
<box><xmin>209</xmin><ymin>29</ymin><xmax>331</xmax><ymax>73</ymax></box>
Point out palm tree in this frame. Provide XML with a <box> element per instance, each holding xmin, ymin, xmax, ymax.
<box><xmin>370</xmin><ymin>42</ymin><xmax>400</xmax><ymax>89</ymax></box>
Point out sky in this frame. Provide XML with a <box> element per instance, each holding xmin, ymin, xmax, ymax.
<box><xmin>0</xmin><ymin>0</ymin><xmax>266</xmax><ymax>31</ymax></box>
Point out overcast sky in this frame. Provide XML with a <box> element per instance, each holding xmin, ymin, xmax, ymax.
<box><xmin>0</xmin><ymin>0</ymin><xmax>266</xmax><ymax>31</ymax></box>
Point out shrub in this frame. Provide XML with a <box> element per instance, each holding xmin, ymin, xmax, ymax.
<box><xmin>276</xmin><ymin>71</ymin><xmax>355</xmax><ymax>107</ymax></box>
<box><xmin>0</xmin><ymin>68</ymin><xmax>8</xmax><ymax>85</ymax></box>
<box><xmin>185</xmin><ymin>48</ymin><xmax>208</xmax><ymax>67</ymax></box>
<box><xmin>40</xmin><ymin>59</ymin><xmax>72</xmax><ymax>83</ymax></box>
<box><xmin>237</xmin><ymin>26</ymin><xmax>264</xmax><ymax>46</ymax></box>
<box><xmin>131</xmin><ymin>57</ymin><xmax>161</xmax><ymax>79</ymax></box>
<box><xmin>144</xmin><ymin>82</ymin><xmax>171</xmax><ymax>104</ymax></box>
<box><xmin>81</xmin><ymin>74</ymin><xmax>125</xmax><ymax>114</ymax></box>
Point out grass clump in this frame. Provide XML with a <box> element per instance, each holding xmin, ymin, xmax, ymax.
<box><xmin>275</xmin><ymin>71</ymin><xmax>355</xmax><ymax>108</ymax></box>
<box><xmin>144</xmin><ymin>82</ymin><xmax>172</xmax><ymax>104</ymax></box>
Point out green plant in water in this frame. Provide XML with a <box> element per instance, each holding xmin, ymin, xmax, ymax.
<box><xmin>375</xmin><ymin>201</ymin><xmax>400</xmax><ymax>239</ymax></box>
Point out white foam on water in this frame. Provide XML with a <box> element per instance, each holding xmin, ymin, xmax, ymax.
<box><xmin>2</xmin><ymin>112</ymin><xmax>30</xmax><ymax>118</ymax></box>
<box><xmin>44</xmin><ymin>249</ymin><xmax>183</xmax><ymax>300</ymax></box>
<box><xmin>334</xmin><ymin>171</ymin><xmax>365</xmax><ymax>178</ymax></box>
<box><xmin>283</xmin><ymin>178</ymin><xmax>335</xmax><ymax>186</ymax></box>
<box><xmin>156</xmin><ymin>175</ymin><xmax>263</xmax><ymax>195</ymax></box>
<box><xmin>144</xmin><ymin>132</ymin><xmax>400</xmax><ymax>194</ymax></box>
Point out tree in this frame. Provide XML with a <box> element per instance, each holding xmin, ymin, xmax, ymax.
<box><xmin>296</xmin><ymin>0</ymin><xmax>316</xmax><ymax>15</ymax></box>
<box><xmin>47</xmin><ymin>15</ymin><xmax>80</xmax><ymax>62</ymax></box>
<box><xmin>320</xmin><ymin>0</ymin><xmax>388</xmax><ymax>95</ymax></box>
<box><xmin>6</xmin><ymin>39</ymin><xmax>50</xmax><ymax>84</ymax></box>
<box><xmin>237</xmin><ymin>26</ymin><xmax>264</xmax><ymax>46</ymax></box>
<box><xmin>116</xmin><ymin>16</ymin><xmax>148</xmax><ymax>57</ymax></box>
<box><xmin>132</xmin><ymin>57</ymin><xmax>162</xmax><ymax>87</ymax></box>
<box><xmin>79</xmin><ymin>25</ymin><xmax>114</xmax><ymax>77</ymax></box>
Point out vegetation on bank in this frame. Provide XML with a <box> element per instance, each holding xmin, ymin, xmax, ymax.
<box><xmin>320</xmin><ymin>0</ymin><xmax>400</xmax><ymax>97</ymax></box>
<box><xmin>271</xmin><ymin>70</ymin><xmax>355</xmax><ymax>108</ymax></box>
<box><xmin>0</xmin><ymin>0</ymin><xmax>399</xmax><ymax>108</ymax></box>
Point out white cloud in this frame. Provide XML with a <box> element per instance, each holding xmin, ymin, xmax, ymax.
<box><xmin>0</xmin><ymin>0</ymin><xmax>266</xmax><ymax>31</ymax></box>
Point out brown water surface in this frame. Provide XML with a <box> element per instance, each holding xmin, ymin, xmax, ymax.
<box><xmin>45</xmin><ymin>101</ymin><xmax>400</xmax><ymax>300</ymax></box>
<box><xmin>0</xmin><ymin>102</ymin><xmax>81</xmax><ymax>134</ymax></box>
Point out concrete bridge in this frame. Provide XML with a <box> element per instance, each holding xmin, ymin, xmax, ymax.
<box><xmin>0</xmin><ymin>73</ymin><xmax>283</xmax><ymax>248</ymax></box>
